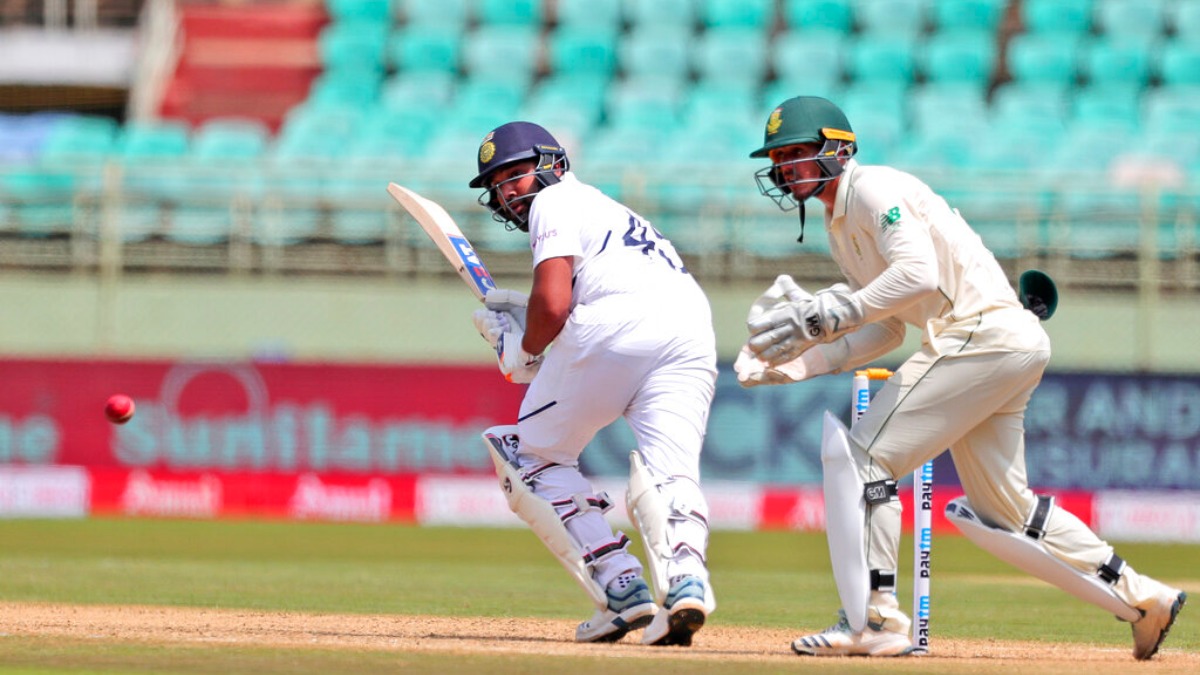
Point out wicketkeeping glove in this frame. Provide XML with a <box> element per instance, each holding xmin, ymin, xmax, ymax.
<box><xmin>747</xmin><ymin>283</ymin><xmax>864</xmax><ymax>366</ymax></box>
<box><xmin>495</xmin><ymin>331</ymin><xmax>543</xmax><ymax>384</ymax></box>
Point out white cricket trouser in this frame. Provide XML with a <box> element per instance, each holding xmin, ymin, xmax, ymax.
<box><xmin>514</xmin><ymin>306</ymin><xmax>717</xmax><ymax>591</ymax></box>
<box><xmin>849</xmin><ymin>329</ymin><xmax>1161</xmax><ymax>608</ymax></box>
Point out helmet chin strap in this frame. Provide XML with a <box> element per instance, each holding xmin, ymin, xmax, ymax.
<box><xmin>795</xmin><ymin>180</ymin><xmax>831</xmax><ymax>243</ymax></box>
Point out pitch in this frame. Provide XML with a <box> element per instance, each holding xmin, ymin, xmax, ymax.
<box><xmin>0</xmin><ymin>518</ymin><xmax>1195</xmax><ymax>674</ymax></box>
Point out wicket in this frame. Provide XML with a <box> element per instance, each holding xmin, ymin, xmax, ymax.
<box><xmin>852</xmin><ymin>368</ymin><xmax>932</xmax><ymax>655</ymax></box>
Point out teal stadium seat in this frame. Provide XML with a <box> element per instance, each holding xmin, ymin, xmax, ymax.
<box><xmin>771</xmin><ymin>31</ymin><xmax>844</xmax><ymax>94</ymax></box>
<box><xmin>549</xmin><ymin>28</ymin><xmax>618</xmax><ymax>79</ymax></box>
<box><xmin>907</xmin><ymin>83</ymin><xmax>988</xmax><ymax>135</ymax></box>
<box><xmin>401</xmin><ymin>0</ymin><xmax>470</xmax><ymax>28</ymax></box>
<box><xmin>700</xmin><ymin>0</ymin><xmax>775</xmax><ymax>29</ymax></box>
<box><xmin>169</xmin><ymin>118</ymin><xmax>270</xmax><ymax>245</ymax></box>
<box><xmin>682</xmin><ymin>81</ymin><xmax>761</xmax><ymax>132</ymax></box>
<box><xmin>1094</xmin><ymin>0</ymin><xmax>1164</xmax><ymax>43</ymax></box>
<box><xmin>1143</xmin><ymin>86</ymin><xmax>1200</xmax><ymax>135</ymax></box>
<box><xmin>445</xmin><ymin>78</ymin><xmax>528</xmax><ymax>133</ymax></box>
<box><xmin>1170</xmin><ymin>1</ymin><xmax>1200</xmax><ymax>40</ymax></box>
<box><xmin>930</xmin><ymin>0</ymin><xmax>1005</xmax><ymax>32</ymax></box>
<box><xmin>557</xmin><ymin>0</ymin><xmax>622</xmax><ymax>31</ymax></box>
<box><xmin>990</xmin><ymin>82</ymin><xmax>1070</xmax><ymax>133</ymax></box>
<box><xmin>387</xmin><ymin>25</ymin><xmax>460</xmax><ymax>74</ymax></box>
<box><xmin>624</xmin><ymin>0</ymin><xmax>696</xmax><ymax>30</ymax></box>
<box><xmin>782</xmin><ymin>0</ymin><xmax>852</xmax><ymax>33</ymax></box>
<box><xmin>477</xmin><ymin>0</ymin><xmax>543</xmax><ymax>26</ymax></box>
<box><xmin>191</xmin><ymin>118</ymin><xmax>269</xmax><ymax>160</ymax></box>
<box><xmin>326</xmin><ymin>0</ymin><xmax>394</xmax><ymax>22</ymax></box>
<box><xmin>837</xmin><ymin>83</ymin><xmax>907</xmax><ymax>163</ymax></box>
<box><xmin>846</xmin><ymin>36</ymin><xmax>917</xmax><ymax>84</ymax></box>
<box><xmin>619</xmin><ymin>26</ymin><xmax>692</xmax><ymax>81</ymax></box>
<box><xmin>460</xmin><ymin>25</ymin><xmax>540</xmax><ymax>84</ymax></box>
<box><xmin>2</xmin><ymin>165</ymin><xmax>80</xmax><ymax>236</ymax></box>
<box><xmin>317</xmin><ymin>21</ymin><xmax>389</xmax><ymax>72</ymax></box>
<box><xmin>920</xmin><ymin>31</ymin><xmax>997</xmax><ymax>86</ymax></box>
<box><xmin>1054</xmin><ymin>189</ymin><xmax>1143</xmax><ymax>259</ymax></box>
<box><xmin>39</xmin><ymin>114</ymin><xmax>116</xmax><ymax>162</ymax></box>
<box><xmin>306</xmin><ymin>70</ymin><xmax>383</xmax><ymax>107</ymax></box>
<box><xmin>380</xmin><ymin>71</ymin><xmax>456</xmax><ymax>111</ymax></box>
<box><xmin>520</xmin><ymin>75</ymin><xmax>609</xmax><ymax>139</ymax></box>
<box><xmin>1021</xmin><ymin>0</ymin><xmax>1093</xmax><ymax>35</ymax></box>
<box><xmin>348</xmin><ymin>106</ymin><xmax>440</xmax><ymax>159</ymax></box>
<box><xmin>1159</xmin><ymin>40</ymin><xmax>1200</xmax><ymax>87</ymax></box>
<box><xmin>1005</xmin><ymin>33</ymin><xmax>1080</xmax><ymax>87</ymax></box>
<box><xmin>326</xmin><ymin>159</ymin><xmax>400</xmax><ymax>244</ymax></box>
<box><xmin>119</xmin><ymin>120</ymin><xmax>190</xmax><ymax>159</ymax></box>
<box><xmin>693</xmin><ymin>28</ymin><xmax>769</xmax><ymax>86</ymax></box>
<box><xmin>1046</xmin><ymin>124</ymin><xmax>1134</xmax><ymax>178</ymax></box>
<box><xmin>853</xmin><ymin>0</ymin><xmax>927</xmax><ymax>38</ymax></box>
<box><xmin>604</xmin><ymin>77</ymin><xmax>685</xmax><ymax>133</ymax></box>
<box><xmin>1071</xmin><ymin>84</ymin><xmax>1142</xmax><ymax>132</ymax></box>
<box><xmin>1079</xmin><ymin>38</ymin><xmax>1153</xmax><ymax>88</ymax></box>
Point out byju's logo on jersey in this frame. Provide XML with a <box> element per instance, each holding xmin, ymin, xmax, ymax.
<box><xmin>449</xmin><ymin>235</ymin><xmax>496</xmax><ymax>296</ymax></box>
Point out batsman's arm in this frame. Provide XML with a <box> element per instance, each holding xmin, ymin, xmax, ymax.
<box><xmin>522</xmin><ymin>255</ymin><xmax>574</xmax><ymax>356</ymax></box>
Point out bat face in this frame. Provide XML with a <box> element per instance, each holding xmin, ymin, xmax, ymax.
<box><xmin>387</xmin><ymin>183</ymin><xmax>497</xmax><ymax>301</ymax></box>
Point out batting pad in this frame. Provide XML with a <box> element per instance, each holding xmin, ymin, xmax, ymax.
<box><xmin>821</xmin><ymin>410</ymin><xmax>870</xmax><ymax>633</ymax></box>
<box><xmin>482</xmin><ymin>426</ymin><xmax>608</xmax><ymax>609</ymax></box>
<box><xmin>945</xmin><ymin>497</ymin><xmax>1140</xmax><ymax>622</ymax></box>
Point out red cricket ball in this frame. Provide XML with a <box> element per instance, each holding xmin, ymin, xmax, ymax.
<box><xmin>105</xmin><ymin>394</ymin><xmax>135</xmax><ymax>425</ymax></box>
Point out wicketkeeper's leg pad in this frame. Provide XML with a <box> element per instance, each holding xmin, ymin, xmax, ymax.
<box><xmin>483</xmin><ymin>425</ymin><xmax>636</xmax><ymax>610</ymax></box>
<box><xmin>627</xmin><ymin>450</ymin><xmax>715</xmax><ymax>612</ymax></box>
<box><xmin>821</xmin><ymin>410</ymin><xmax>872</xmax><ymax>633</ymax></box>
<box><xmin>945</xmin><ymin>496</ymin><xmax>1140</xmax><ymax>622</ymax></box>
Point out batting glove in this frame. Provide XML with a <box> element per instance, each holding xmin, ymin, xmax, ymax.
<box><xmin>495</xmin><ymin>331</ymin><xmax>543</xmax><ymax>384</ymax></box>
<box><xmin>484</xmin><ymin>288</ymin><xmax>529</xmax><ymax>332</ymax></box>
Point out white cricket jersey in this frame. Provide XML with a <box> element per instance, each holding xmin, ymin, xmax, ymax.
<box><xmin>826</xmin><ymin>160</ymin><xmax>1045</xmax><ymax>354</ymax></box>
<box><xmin>526</xmin><ymin>172</ymin><xmax>709</xmax><ymax>321</ymax></box>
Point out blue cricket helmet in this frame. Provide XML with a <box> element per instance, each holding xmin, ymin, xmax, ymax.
<box><xmin>468</xmin><ymin>121</ymin><xmax>570</xmax><ymax>188</ymax></box>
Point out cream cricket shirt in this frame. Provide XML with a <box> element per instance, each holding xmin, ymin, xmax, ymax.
<box><xmin>826</xmin><ymin>159</ymin><xmax>1047</xmax><ymax>355</ymax></box>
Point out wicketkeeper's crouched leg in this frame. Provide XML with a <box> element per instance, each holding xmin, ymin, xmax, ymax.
<box><xmin>482</xmin><ymin>426</ymin><xmax>657</xmax><ymax>643</ymax></box>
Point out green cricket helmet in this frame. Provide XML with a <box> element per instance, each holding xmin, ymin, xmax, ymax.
<box><xmin>751</xmin><ymin>96</ymin><xmax>857</xmax><ymax>241</ymax></box>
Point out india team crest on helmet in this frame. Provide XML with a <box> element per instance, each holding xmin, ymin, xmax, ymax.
<box><xmin>479</xmin><ymin>135</ymin><xmax>496</xmax><ymax>164</ymax></box>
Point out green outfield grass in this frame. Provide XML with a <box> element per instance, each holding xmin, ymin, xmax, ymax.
<box><xmin>0</xmin><ymin>518</ymin><xmax>1196</xmax><ymax>674</ymax></box>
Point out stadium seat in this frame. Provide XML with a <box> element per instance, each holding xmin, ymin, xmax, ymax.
<box><xmin>476</xmin><ymin>0</ymin><xmax>543</xmax><ymax>26</ymax></box>
<box><xmin>326</xmin><ymin>0</ymin><xmax>394</xmax><ymax>22</ymax></box>
<box><xmin>1143</xmin><ymin>86</ymin><xmax>1200</xmax><ymax>135</ymax></box>
<box><xmin>782</xmin><ymin>0</ymin><xmax>852</xmax><ymax>33</ymax></box>
<box><xmin>380</xmin><ymin>71</ymin><xmax>456</xmax><ymax>111</ymax></box>
<box><xmin>625</xmin><ymin>0</ymin><xmax>697</xmax><ymax>30</ymax></box>
<box><xmin>1053</xmin><ymin>189</ymin><xmax>1143</xmax><ymax>259</ymax></box>
<box><xmin>1094</xmin><ymin>0</ymin><xmax>1164</xmax><ymax>43</ymax></box>
<box><xmin>348</xmin><ymin>106</ymin><xmax>441</xmax><ymax>159</ymax></box>
<box><xmin>326</xmin><ymin>159</ymin><xmax>399</xmax><ymax>244</ymax></box>
<box><xmin>1170</xmin><ymin>1</ymin><xmax>1200</xmax><ymax>40</ymax></box>
<box><xmin>306</xmin><ymin>70</ymin><xmax>383</xmax><ymax>108</ymax></box>
<box><xmin>1046</xmin><ymin>124</ymin><xmax>1135</xmax><ymax>178</ymax></box>
<box><xmin>991</xmin><ymin>82</ymin><xmax>1071</xmax><ymax>130</ymax></box>
<box><xmin>521</xmin><ymin>76</ymin><xmax>608</xmax><ymax>141</ymax></box>
<box><xmin>772</xmin><ymin>30</ymin><xmax>845</xmax><ymax>86</ymax></box>
<box><xmin>556</xmin><ymin>0</ymin><xmax>622</xmax><ymax>30</ymax></box>
<box><xmin>460</xmin><ymin>25</ymin><xmax>541</xmax><ymax>83</ymax></box>
<box><xmin>853</xmin><ymin>0</ymin><xmax>927</xmax><ymax>37</ymax></box>
<box><xmin>401</xmin><ymin>0</ymin><xmax>470</xmax><ymax>28</ymax></box>
<box><xmin>1021</xmin><ymin>0</ymin><xmax>1093</xmax><ymax>35</ymax></box>
<box><xmin>700</xmin><ymin>0</ymin><xmax>775</xmax><ymax>29</ymax></box>
<box><xmin>693</xmin><ymin>27</ymin><xmax>769</xmax><ymax>85</ymax></box>
<box><xmin>1071</xmin><ymin>84</ymin><xmax>1142</xmax><ymax>132</ymax></box>
<box><xmin>929</xmin><ymin>0</ymin><xmax>1006</xmax><ymax>32</ymax></box>
<box><xmin>1079</xmin><ymin>38</ymin><xmax>1153</xmax><ymax>87</ymax></box>
<box><xmin>846</xmin><ymin>36</ymin><xmax>917</xmax><ymax>85</ymax></box>
<box><xmin>682</xmin><ymin>81</ymin><xmax>761</xmax><ymax>128</ymax></box>
<box><xmin>317</xmin><ymin>21</ymin><xmax>389</xmax><ymax>72</ymax></box>
<box><xmin>619</xmin><ymin>26</ymin><xmax>693</xmax><ymax>81</ymax></box>
<box><xmin>1005</xmin><ymin>33</ymin><xmax>1080</xmax><ymax>87</ymax></box>
<box><xmin>1159</xmin><ymin>40</ymin><xmax>1200</xmax><ymax>87</ymax></box>
<box><xmin>920</xmin><ymin>31</ymin><xmax>997</xmax><ymax>86</ymax></box>
<box><xmin>907</xmin><ymin>83</ymin><xmax>988</xmax><ymax>135</ymax></box>
<box><xmin>119</xmin><ymin>120</ymin><xmax>190</xmax><ymax>159</ymax></box>
<box><xmin>447</xmin><ymin>78</ymin><xmax>528</xmax><ymax>132</ymax></box>
<box><xmin>387</xmin><ymin>25</ymin><xmax>461</xmax><ymax>74</ymax></box>
<box><xmin>38</xmin><ymin>115</ymin><xmax>117</xmax><ymax>161</ymax></box>
<box><xmin>1</xmin><ymin>166</ymin><xmax>80</xmax><ymax>237</ymax></box>
<box><xmin>605</xmin><ymin>77</ymin><xmax>685</xmax><ymax>133</ymax></box>
<box><xmin>548</xmin><ymin>28</ymin><xmax>618</xmax><ymax>79</ymax></box>
<box><xmin>191</xmin><ymin>118</ymin><xmax>270</xmax><ymax>160</ymax></box>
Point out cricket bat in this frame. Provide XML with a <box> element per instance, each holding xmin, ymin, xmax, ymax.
<box><xmin>387</xmin><ymin>182</ymin><xmax>497</xmax><ymax>302</ymax></box>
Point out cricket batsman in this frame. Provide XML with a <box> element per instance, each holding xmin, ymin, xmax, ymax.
<box><xmin>735</xmin><ymin>96</ymin><xmax>1186</xmax><ymax>659</ymax></box>
<box><xmin>468</xmin><ymin>122</ymin><xmax>718</xmax><ymax>646</ymax></box>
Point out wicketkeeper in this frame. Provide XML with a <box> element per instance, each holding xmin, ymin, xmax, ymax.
<box><xmin>736</xmin><ymin>96</ymin><xmax>1186</xmax><ymax>659</ymax></box>
<box><xmin>469</xmin><ymin>121</ymin><xmax>718</xmax><ymax>646</ymax></box>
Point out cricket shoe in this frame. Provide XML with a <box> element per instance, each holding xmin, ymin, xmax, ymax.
<box><xmin>1131</xmin><ymin>588</ymin><xmax>1187</xmax><ymax>660</ymax></box>
<box><xmin>643</xmin><ymin>575</ymin><xmax>708</xmax><ymax>646</ymax></box>
<box><xmin>791</xmin><ymin>607</ymin><xmax>914</xmax><ymax>657</ymax></box>
<box><xmin>575</xmin><ymin>573</ymin><xmax>657</xmax><ymax>643</ymax></box>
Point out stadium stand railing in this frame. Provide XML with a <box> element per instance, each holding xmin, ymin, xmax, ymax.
<box><xmin>0</xmin><ymin>0</ymin><xmax>1197</xmax><ymax>293</ymax></box>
